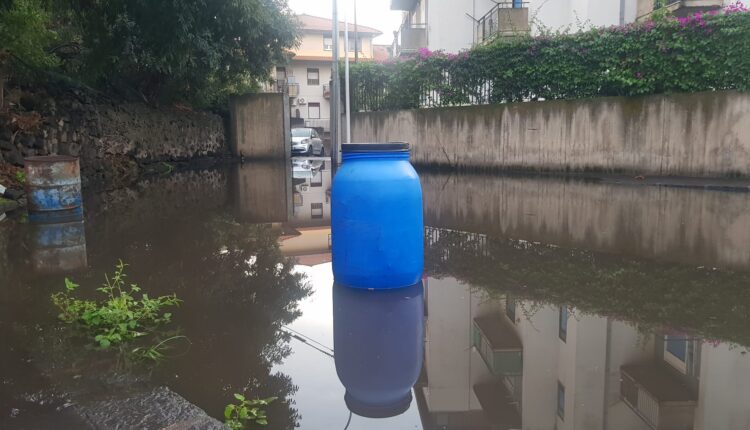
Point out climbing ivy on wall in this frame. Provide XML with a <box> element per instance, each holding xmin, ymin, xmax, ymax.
<box><xmin>349</xmin><ymin>5</ymin><xmax>750</xmax><ymax>111</ymax></box>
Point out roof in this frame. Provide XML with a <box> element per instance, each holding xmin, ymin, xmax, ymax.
<box><xmin>297</xmin><ymin>14</ymin><xmax>383</xmax><ymax>35</ymax></box>
<box><xmin>373</xmin><ymin>45</ymin><xmax>392</xmax><ymax>62</ymax></box>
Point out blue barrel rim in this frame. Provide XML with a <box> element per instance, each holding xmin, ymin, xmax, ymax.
<box><xmin>341</xmin><ymin>142</ymin><xmax>409</xmax><ymax>153</ymax></box>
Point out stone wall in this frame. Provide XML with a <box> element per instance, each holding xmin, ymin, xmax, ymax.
<box><xmin>352</xmin><ymin>90</ymin><xmax>750</xmax><ymax>178</ymax></box>
<box><xmin>0</xmin><ymin>87</ymin><xmax>227</xmax><ymax>183</ymax></box>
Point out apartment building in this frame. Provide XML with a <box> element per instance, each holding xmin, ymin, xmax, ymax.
<box><xmin>391</xmin><ymin>0</ymin><xmax>639</xmax><ymax>54</ymax></box>
<box><xmin>273</xmin><ymin>14</ymin><xmax>382</xmax><ymax>132</ymax></box>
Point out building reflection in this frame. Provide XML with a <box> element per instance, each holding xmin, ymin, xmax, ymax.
<box><xmin>418</xmin><ymin>227</ymin><xmax>750</xmax><ymax>430</ymax></box>
<box><xmin>418</xmin><ymin>274</ymin><xmax>750</xmax><ymax>430</ymax></box>
<box><xmin>279</xmin><ymin>159</ymin><xmax>332</xmax><ymax>266</ymax></box>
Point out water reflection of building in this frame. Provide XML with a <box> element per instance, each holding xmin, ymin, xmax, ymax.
<box><xmin>418</xmin><ymin>276</ymin><xmax>750</xmax><ymax>430</ymax></box>
<box><xmin>279</xmin><ymin>159</ymin><xmax>332</xmax><ymax>266</ymax></box>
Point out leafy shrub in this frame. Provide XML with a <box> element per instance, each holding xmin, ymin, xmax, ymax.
<box><xmin>51</xmin><ymin>260</ymin><xmax>181</xmax><ymax>348</ymax></box>
<box><xmin>0</xmin><ymin>0</ymin><xmax>59</xmax><ymax>79</ymax></box>
<box><xmin>350</xmin><ymin>6</ymin><xmax>750</xmax><ymax>111</ymax></box>
<box><xmin>224</xmin><ymin>393</ymin><xmax>277</xmax><ymax>429</ymax></box>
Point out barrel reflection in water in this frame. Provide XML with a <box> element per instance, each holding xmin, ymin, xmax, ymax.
<box><xmin>29</xmin><ymin>220</ymin><xmax>88</xmax><ymax>273</ymax></box>
<box><xmin>333</xmin><ymin>281</ymin><xmax>424</xmax><ymax>418</ymax></box>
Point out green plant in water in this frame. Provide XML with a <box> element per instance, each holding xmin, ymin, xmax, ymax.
<box><xmin>224</xmin><ymin>393</ymin><xmax>277</xmax><ymax>429</ymax></box>
<box><xmin>130</xmin><ymin>335</ymin><xmax>189</xmax><ymax>361</ymax></box>
<box><xmin>51</xmin><ymin>260</ymin><xmax>181</xmax><ymax>348</ymax></box>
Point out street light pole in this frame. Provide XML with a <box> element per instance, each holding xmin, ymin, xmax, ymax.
<box><xmin>331</xmin><ymin>0</ymin><xmax>341</xmax><ymax>164</ymax></box>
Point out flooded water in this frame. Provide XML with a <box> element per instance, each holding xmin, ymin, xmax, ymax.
<box><xmin>2</xmin><ymin>157</ymin><xmax>750</xmax><ymax>429</ymax></box>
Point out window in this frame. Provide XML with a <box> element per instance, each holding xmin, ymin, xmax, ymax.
<box><xmin>559</xmin><ymin>307</ymin><xmax>568</xmax><ymax>342</ymax></box>
<box><xmin>311</xmin><ymin>203</ymin><xmax>324</xmax><ymax>219</ymax></box>
<box><xmin>557</xmin><ymin>382</ymin><xmax>565</xmax><ymax>420</ymax></box>
<box><xmin>505</xmin><ymin>295</ymin><xmax>516</xmax><ymax>323</ymax></box>
<box><xmin>664</xmin><ymin>335</ymin><xmax>689</xmax><ymax>373</ymax></box>
<box><xmin>324</xmin><ymin>36</ymin><xmax>333</xmax><ymax>51</ymax></box>
<box><xmin>307</xmin><ymin>68</ymin><xmax>320</xmax><ymax>86</ymax></box>
<box><xmin>308</xmin><ymin>103</ymin><xmax>321</xmax><ymax>119</ymax></box>
<box><xmin>347</xmin><ymin>37</ymin><xmax>361</xmax><ymax>52</ymax></box>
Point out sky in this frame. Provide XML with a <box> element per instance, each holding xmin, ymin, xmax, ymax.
<box><xmin>287</xmin><ymin>0</ymin><xmax>403</xmax><ymax>45</ymax></box>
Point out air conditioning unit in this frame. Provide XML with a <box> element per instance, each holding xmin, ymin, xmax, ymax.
<box><xmin>301</xmin><ymin>185</ymin><xmax>309</xmax><ymax>191</ymax></box>
<box><xmin>298</xmin><ymin>98</ymin><xmax>307</xmax><ymax>105</ymax></box>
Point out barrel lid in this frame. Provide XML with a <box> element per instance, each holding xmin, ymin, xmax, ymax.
<box><xmin>341</xmin><ymin>143</ymin><xmax>409</xmax><ymax>153</ymax></box>
<box><xmin>344</xmin><ymin>391</ymin><xmax>412</xmax><ymax>418</ymax></box>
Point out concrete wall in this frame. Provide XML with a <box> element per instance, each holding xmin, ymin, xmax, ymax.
<box><xmin>351</xmin><ymin>90</ymin><xmax>750</xmax><ymax>177</ymax></box>
<box><xmin>420</xmin><ymin>171</ymin><xmax>750</xmax><ymax>269</ymax></box>
<box><xmin>230</xmin><ymin>93</ymin><xmax>290</xmax><ymax>160</ymax></box>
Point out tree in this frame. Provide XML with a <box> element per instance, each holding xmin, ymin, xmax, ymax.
<box><xmin>64</xmin><ymin>0</ymin><xmax>298</xmax><ymax>108</ymax></box>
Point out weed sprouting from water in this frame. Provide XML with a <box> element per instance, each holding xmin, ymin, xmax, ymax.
<box><xmin>224</xmin><ymin>393</ymin><xmax>277</xmax><ymax>429</ymax></box>
<box><xmin>51</xmin><ymin>260</ymin><xmax>182</xmax><ymax>349</ymax></box>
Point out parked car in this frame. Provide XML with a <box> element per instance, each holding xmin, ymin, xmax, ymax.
<box><xmin>291</xmin><ymin>127</ymin><xmax>324</xmax><ymax>156</ymax></box>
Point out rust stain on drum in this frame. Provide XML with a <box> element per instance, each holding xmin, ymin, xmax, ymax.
<box><xmin>24</xmin><ymin>155</ymin><xmax>83</xmax><ymax>214</ymax></box>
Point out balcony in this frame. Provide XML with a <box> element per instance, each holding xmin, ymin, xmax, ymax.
<box><xmin>397</xmin><ymin>23</ymin><xmax>428</xmax><ymax>56</ymax></box>
<box><xmin>473</xmin><ymin>381</ymin><xmax>522</xmax><ymax>429</ymax></box>
<box><xmin>476</xmin><ymin>2</ymin><xmax>530</xmax><ymax>45</ymax></box>
<box><xmin>637</xmin><ymin>0</ymin><xmax>723</xmax><ymax>21</ymax></box>
<box><xmin>620</xmin><ymin>365</ymin><xmax>697</xmax><ymax>430</ymax></box>
<box><xmin>323</xmin><ymin>84</ymin><xmax>331</xmax><ymax>99</ymax></box>
<box><xmin>391</xmin><ymin>0</ymin><xmax>418</xmax><ymax>11</ymax></box>
<box><xmin>472</xmin><ymin>315</ymin><xmax>523</xmax><ymax>376</ymax></box>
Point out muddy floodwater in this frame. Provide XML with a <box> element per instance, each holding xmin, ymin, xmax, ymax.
<box><xmin>2</xmin><ymin>158</ymin><xmax>750</xmax><ymax>430</ymax></box>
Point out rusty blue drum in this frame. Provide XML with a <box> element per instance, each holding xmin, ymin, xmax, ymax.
<box><xmin>24</xmin><ymin>156</ymin><xmax>83</xmax><ymax>223</ymax></box>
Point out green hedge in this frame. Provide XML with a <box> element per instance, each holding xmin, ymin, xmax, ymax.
<box><xmin>350</xmin><ymin>9</ymin><xmax>750</xmax><ymax>111</ymax></box>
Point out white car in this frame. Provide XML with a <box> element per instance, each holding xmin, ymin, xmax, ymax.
<box><xmin>291</xmin><ymin>128</ymin><xmax>324</xmax><ymax>156</ymax></box>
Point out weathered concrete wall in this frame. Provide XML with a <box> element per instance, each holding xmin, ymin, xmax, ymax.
<box><xmin>230</xmin><ymin>161</ymin><xmax>291</xmax><ymax>222</ymax></box>
<box><xmin>421</xmin><ymin>171</ymin><xmax>750</xmax><ymax>270</ymax></box>
<box><xmin>230</xmin><ymin>93</ymin><xmax>290</xmax><ymax>159</ymax></box>
<box><xmin>352</xmin><ymin>91</ymin><xmax>750</xmax><ymax>177</ymax></box>
<box><xmin>0</xmin><ymin>88</ymin><xmax>226</xmax><ymax>181</ymax></box>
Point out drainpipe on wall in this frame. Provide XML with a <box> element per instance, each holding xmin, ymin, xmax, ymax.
<box><xmin>619</xmin><ymin>0</ymin><xmax>626</xmax><ymax>25</ymax></box>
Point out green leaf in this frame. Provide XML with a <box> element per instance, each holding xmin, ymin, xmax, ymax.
<box><xmin>64</xmin><ymin>278</ymin><xmax>79</xmax><ymax>292</ymax></box>
<box><xmin>224</xmin><ymin>404</ymin><xmax>235</xmax><ymax>419</ymax></box>
<box><xmin>233</xmin><ymin>393</ymin><xmax>246</xmax><ymax>402</ymax></box>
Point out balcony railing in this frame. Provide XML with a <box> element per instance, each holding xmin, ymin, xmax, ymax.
<box><xmin>395</xmin><ymin>23</ymin><xmax>427</xmax><ymax>56</ymax></box>
<box><xmin>620</xmin><ymin>365</ymin><xmax>697</xmax><ymax>430</ymax></box>
<box><xmin>265</xmin><ymin>79</ymin><xmax>300</xmax><ymax>97</ymax></box>
<box><xmin>638</xmin><ymin>0</ymin><xmax>723</xmax><ymax>21</ymax></box>
<box><xmin>476</xmin><ymin>2</ymin><xmax>530</xmax><ymax>45</ymax></box>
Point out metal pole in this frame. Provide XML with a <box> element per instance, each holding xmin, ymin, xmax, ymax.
<box><xmin>354</xmin><ymin>0</ymin><xmax>359</xmax><ymax>62</ymax></box>
<box><xmin>344</xmin><ymin>0</ymin><xmax>352</xmax><ymax>144</ymax></box>
<box><xmin>331</xmin><ymin>0</ymin><xmax>341</xmax><ymax>164</ymax></box>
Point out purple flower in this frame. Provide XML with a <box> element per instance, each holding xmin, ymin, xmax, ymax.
<box><xmin>417</xmin><ymin>47</ymin><xmax>432</xmax><ymax>60</ymax></box>
<box><xmin>635</xmin><ymin>71</ymin><xmax>643</xmax><ymax>79</ymax></box>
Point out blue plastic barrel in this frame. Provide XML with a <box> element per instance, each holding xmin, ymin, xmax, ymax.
<box><xmin>333</xmin><ymin>281</ymin><xmax>424</xmax><ymax>418</ymax></box>
<box><xmin>331</xmin><ymin>143</ymin><xmax>423</xmax><ymax>289</ymax></box>
<box><xmin>24</xmin><ymin>156</ymin><xmax>83</xmax><ymax>223</ymax></box>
